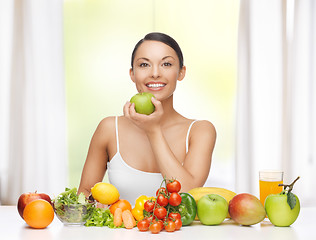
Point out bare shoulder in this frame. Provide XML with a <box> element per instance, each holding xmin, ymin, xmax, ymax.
<box><xmin>189</xmin><ymin>120</ymin><xmax>216</xmax><ymax>145</ymax></box>
<box><xmin>96</xmin><ymin>115</ymin><xmax>133</xmax><ymax>137</ymax></box>
<box><xmin>92</xmin><ymin>116</ymin><xmax>116</xmax><ymax>144</ymax></box>
<box><xmin>97</xmin><ymin>116</ymin><xmax>116</xmax><ymax>131</ymax></box>
<box><xmin>184</xmin><ymin>119</ymin><xmax>216</xmax><ymax>183</ymax></box>
<box><xmin>191</xmin><ymin>120</ymin><xmax>216</xmax><ymax>136</ymax></box>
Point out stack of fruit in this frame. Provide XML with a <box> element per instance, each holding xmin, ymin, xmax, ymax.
<box><xmin>87</xmin><ymin>179</ymin><xmax>197</xmax><ymax>232</ymax></box>
<box><xmin>16</xmin><ymin>176</ymin><xmax>301</xmax><ymax>230</ymax></box>
<box><xmin>188</xmin><ymin>177</ymin><xmax>300</xmax><ymax>227</ymax></box>
<box><xmin>17</xmin><ymin>191</ymin><xmax>54</xmax><ymax>229</ymax></box>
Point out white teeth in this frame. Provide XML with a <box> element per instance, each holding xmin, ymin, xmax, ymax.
<box><xmin>147</xmin><ymin>83</ymin><xmax>165</xmax><ymax>88</ymax></box>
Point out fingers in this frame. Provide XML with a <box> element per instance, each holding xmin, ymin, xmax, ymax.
<box><xmin>123</xmin><ymin>97</ymin><xmax>163</xmax><ymax>132</ymax></box>
<box><xmin>123</xmin><ymin>101</ymin><xmax>132</xmax><ymax>118</ymax></box>
<box><xmin>129</xmin><ymin>104</ymin><xmax>140</xmax><ymax>119</ymax></box>
<box><xmin>151</xmin><ymin>97</ymin><xmax>161</xmax><ymax>110</ymax></box>
<box><xmin>151</xmin><ymin>97</ymin><xmax>163</xmax><ymax>116</ymax></box>
<box><xmin>123</xmin><ymin>101</ymin><xmax>140</xmax><ymax>120</ymax></box>
<box><xmin>124</xmin><ymin>97</ymin><xmax>162</xmax><ymax>123</ymax></box>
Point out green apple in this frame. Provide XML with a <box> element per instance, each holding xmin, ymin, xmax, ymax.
<box><xmin>197</xmin><ymin>194</ymin><xmax>228</xmax><ymax>225</ymax></box>
<box><xmin>265</xmin><ymin>191</ymin><xmax>300</xmax><ymax>227</ymax></box>
<box><xmin>130</xmin><ymin>92</ymin><xmax>155</xmax><ymax>115</ymax></box>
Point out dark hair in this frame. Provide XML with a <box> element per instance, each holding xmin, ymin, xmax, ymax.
<box><xmin>131</xmin><ymin>32</ymin><xmax>184</xmax><ymax>69</ymax></box>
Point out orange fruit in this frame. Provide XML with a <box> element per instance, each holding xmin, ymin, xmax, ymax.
<box><xmin>23</xmin><ymin>199</ymin><xmax>54</xmax><ymax>229</ymax></box>
<box><xmin>109</xmin><ymin>199</ymin><xmax>132</xmax><ymax>215</ymax></box>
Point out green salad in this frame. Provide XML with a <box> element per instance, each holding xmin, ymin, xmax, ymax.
<box><xmin>53</xmin><ymin>187</ymin><xmax>117</xmax><ymax>227</ymax></box>
<box><xmin>53</xmin><ymin>187</ymin><xmax>93</xmax><ymax>224</ymax></box>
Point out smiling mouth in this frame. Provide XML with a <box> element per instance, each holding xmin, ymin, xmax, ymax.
<box><xmin>146</xmin><ymin>83</ymin><xmax>166</xmax><ymax>88</ymax></box>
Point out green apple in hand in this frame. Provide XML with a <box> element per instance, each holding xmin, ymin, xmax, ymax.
<box><xmin>265</xmin><ymin>176</ymin><xmax>300</xmax><ymax>227</ymax></box>
<box><xmin>130</xmin><ymin>92</ymin><xmax>155</xmax><ymax>115</ymax></box>
<box><xmin>197</xmin><ymin>194</ymin><xmax>228</xmax><ymax>225</ymax></box>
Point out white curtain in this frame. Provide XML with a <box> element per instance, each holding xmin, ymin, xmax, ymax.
<box><xmin>236</xmin><ymin>0</ymin><xmax>316</xmax><ymax>206</ymax></box>
<box><xmin>0</xmin><ymin>0</ymin><xmax>67</xmax><ymax>205</ymax></box>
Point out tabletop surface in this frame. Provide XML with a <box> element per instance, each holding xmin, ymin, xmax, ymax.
<box><xmin>1</xmin><ymin>206</ymin><xmax>315</xmax><ymax>240</ymax></box>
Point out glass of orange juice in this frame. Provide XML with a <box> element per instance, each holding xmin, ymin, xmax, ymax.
<box><xmin>259</xmin><ymin>170</ymin><xmax>284</xmax><ymax>206</ymax></box>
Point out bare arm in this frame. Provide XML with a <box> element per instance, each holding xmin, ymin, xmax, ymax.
<box><xmin>146</xmin><ymin>120</ymin><xmax>216</xmax><ymax>192</ymax></box>
<box><xmin>78</xmin><ymin>118</ymin><xmax>112</xmax><ymax>197</ymax></box>
<box><xmin>124</xmin><ymin>98</ymin><xmax>216</xmax><ymax>192</ymax></box>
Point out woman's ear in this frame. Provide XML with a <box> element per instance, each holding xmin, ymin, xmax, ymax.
<box><xmin>129</xmin><ymin>68</ymin><xmax>135</xmax><ymax>83</ymax></box>
<box><xmin>178</xmin><ymin>66</ymin><xmax>186</xmax><ymax>81</ymax></box>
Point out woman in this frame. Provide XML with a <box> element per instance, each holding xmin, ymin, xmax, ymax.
<box><xmin>78</xmin><ymin>32</ymin><xmax>216</xmax><ymax>204</ymax></box>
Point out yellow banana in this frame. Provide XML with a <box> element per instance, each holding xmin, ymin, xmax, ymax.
<box><xmin>188</xmin><ymin>187</ymin><xmax>236</xmax><ymax>219</ymax></box>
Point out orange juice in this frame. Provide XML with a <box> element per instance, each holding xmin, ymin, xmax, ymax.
<box><xmin>259</xmin><ymin>180</ymin><xmax>283</xmax><ymax>206</ymax></box>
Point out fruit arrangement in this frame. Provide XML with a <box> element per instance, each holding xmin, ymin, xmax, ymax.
<box><xmin>85</xmin><ymin>178</ymin><xmax>195</xmax><ymax>232</ymax></box>
<box><xmin>17</xmin><ymin>191</ymin><xmax>54</xmax><ymax>229</ymax></box>
<box><xmin>16</xmin><ymin>176</ymin><xmax>301</xmax><ymax>230</ymax></box>
<box><xmin>228</xmin><ymin>176</ymin><xmax>301</xmax><ymax>227</ymax></box>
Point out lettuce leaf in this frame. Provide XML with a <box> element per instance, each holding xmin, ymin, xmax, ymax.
<box><xmin>85</xmin><ymin>207</ymin><xmax>122</xmax><ymax>228</ymax></box>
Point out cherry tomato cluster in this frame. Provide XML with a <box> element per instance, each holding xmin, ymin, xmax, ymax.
<box><xmin>137</xmin><ymin>179</ymin><xmax>183</xmax><ymax>234</ymax></box>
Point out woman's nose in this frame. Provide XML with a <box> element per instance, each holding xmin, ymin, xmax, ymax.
<box><xmin>151</xmin><ymin>65</ymin><xmax>160</xmax><ymax>78</ymax></box>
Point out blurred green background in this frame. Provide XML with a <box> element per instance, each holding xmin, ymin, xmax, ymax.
<box><xmin>64</xmin><ymin>0</ymin><xmax>239</xmax><ymax>188</ymax></box>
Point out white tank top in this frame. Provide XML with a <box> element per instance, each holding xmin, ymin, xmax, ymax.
<box><xmin>107</xmin><ymin>116</ymin><xmax>196</xmax><ymax>205</ymax></box>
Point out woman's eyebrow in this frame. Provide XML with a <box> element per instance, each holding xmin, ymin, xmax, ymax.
<box><xmin>136</xmin><ymin>57</ymin><xmax>150</xmax><ymax>62</ymax></box>
<box><xmin>162</xmin><ymin>56</ymin><xmax>175</xmax><ymax>60</ymax></box>
<box><xmin>136</xmin><ymin>56</ymin><xmax>175</xmax><ymax>62</ymax></box>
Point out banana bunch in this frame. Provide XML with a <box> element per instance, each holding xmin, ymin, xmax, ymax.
<box><xmin>188</xmin><ymin>187</ymin><xmax>236</xmax><ymax>218</ymax></box>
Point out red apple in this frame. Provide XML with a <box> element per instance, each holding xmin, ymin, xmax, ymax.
<box><xmin>228</xmin><ymin>193</ymin><xmax>266</xmax><ymax>225</ymax></box>
<box><xmin>17</xmin><ymin>191</ymin><xmax>51</xmax><ymax>219</ymax></box>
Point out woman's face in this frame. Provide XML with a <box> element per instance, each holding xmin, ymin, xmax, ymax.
<box><xmin>130</xmin><ymin>40</ymin><xmax>186</xmax><ymax>101</ymax></box>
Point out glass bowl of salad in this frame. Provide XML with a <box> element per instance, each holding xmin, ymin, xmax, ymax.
<box><xmin>53</xmin><ymin>188</ymin><xmax>94</xmax><ymax>226</ymax></box>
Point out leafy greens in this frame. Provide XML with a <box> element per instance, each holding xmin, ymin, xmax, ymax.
<box><xmin>84</xmin><ymin>207</ymin><xmax>119</xmax><ymax>228</ymax></box>
<box><xmin>53</xmin><ymin>187</ymin><xmax>93</xmax><ymax>223</ymax></box>
<box><xmin>53</xmin><ymin>187</ymin><xmax>117</xmax><ymax>227</ymax></box>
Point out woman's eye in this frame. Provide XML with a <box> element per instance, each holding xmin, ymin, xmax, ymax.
<box><xmin>163</xmin><ymin>62</ymin><xmax>172</xmax><ymax>67</ymax></box>
<box><xmin>140</xmin><ymin>63</ymin><xmax>149</xmax><ymax>67</ymax></box>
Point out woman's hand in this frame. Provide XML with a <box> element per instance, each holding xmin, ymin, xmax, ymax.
<box><xmin>123</xmin><ymin>97</ymin><xmax>163</xmax><ymax>134</ymax></box>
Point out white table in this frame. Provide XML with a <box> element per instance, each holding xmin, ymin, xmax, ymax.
<box><xmin>1</xmin><ymin>206</ymin><xmax>314</xmax><ymax>240</ymax></box>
